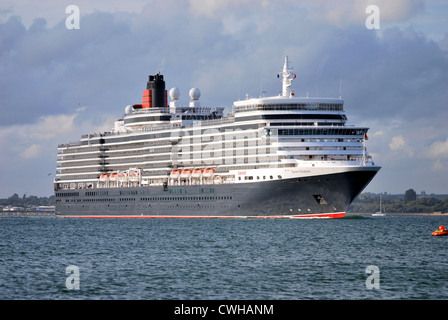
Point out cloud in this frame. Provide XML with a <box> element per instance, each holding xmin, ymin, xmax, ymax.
<box><xmin>373</xmin><ymin>131</ymin><xmax>384</xmax><ymax>137</ymax></box>
<box><xmin>0</xmin><ymin>107</ymin><xmax>114</xmax><ymax>159</ymax></box>
<box><xmin>428</xmin><ymin>138</ymin><xmax>448</xmax><ymax>159</ymax></box>
<box><xmin>431</xmin><ymin>159</ymin><xmax>448</xmax><ymax>172</ymax></box>
<box><xmin>20</xmin><ymin>144</ymin><xmax>41</xmax><ymax>159</ymax></box>
<box><xmin>189</xmin><ymin>0</ymin><xmax>246</xmax><ymax>18</ymax></box>
<box><xmin>0</xmin><ymin>1</ymin><xmax>147</xmax><ymax>27</ymax></box>
<box><xmin>188</xmin><ymin>0</ymin><xmax>425</xmax><ymax>25</ymax></box>
<box><xmin>0</xmin><ymin>108</ymin><xmax>115</xmax><ymax>197</ymax></box>
<box><xmin>1</xmin><ymin>2</ymin><xmax>445</xmax><ymax>126</ymax></box>
<box><xmin>389</xmin><ymin>135</ymin><xmax>405</xmax><ymax>150</ymax></box>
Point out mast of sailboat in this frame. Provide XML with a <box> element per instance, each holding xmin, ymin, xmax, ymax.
<box><xmin>379</xmin><ymin>194</ymin><xmax>382</xmax><ymax>213</ymax></box>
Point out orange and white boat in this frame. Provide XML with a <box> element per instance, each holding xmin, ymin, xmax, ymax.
<box><xmin>202</xmin><ymin>168</ymin><xmax>215</xmax><ymax>178</ymax></box>
<box><xmin>180</xmin><ymin>169</ymin><xmax>192</xmax><ymax>178</ymax></box>
<box><xmin>192</xmin><ymin>168</ymin><xmax>204</xmax><ymax>178</ymax></box>
<box><xmin>432</xmin><ymin>225</ymin><xmax>448</xmax><ymax>236</ymax></box>
<box><xmin>170</xmin><ymin>169</ymin><xmax>181</xmax><ymax>179</ymax></box>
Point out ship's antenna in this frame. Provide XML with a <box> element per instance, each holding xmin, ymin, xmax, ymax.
<box><xmin>280</xmin><ymin>56</ymin><xmax>296</xmax><ymax>98</ymax></box>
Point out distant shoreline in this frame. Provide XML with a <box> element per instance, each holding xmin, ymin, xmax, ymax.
<box><xmin>0</xmin><ymin>211</ymin><xmax>55</xmax><ymax>216</ymax></box>
<box><xmin>1</xmin><ymin>211</ymin><xmax>447</xmax><ymax>217</ymax></box>
<box><xmin>347</xmin><ymin>212</ymin><xmax>448</xmax><ymax>216</ymax></box>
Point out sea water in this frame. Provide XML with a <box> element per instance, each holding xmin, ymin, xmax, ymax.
<box><xmin>1</xmin><ymin>214</ymin><xmax>447</xmax><ymax>300</ymax></box>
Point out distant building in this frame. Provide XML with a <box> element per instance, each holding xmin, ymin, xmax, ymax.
<box><xmin>36</xmin><ymin>206</ymin><xmax>55</xmax><ymax>212</ymax></box>
<box><xmin>2</xmin><ymin>206</ymin><xmax>25</xmax><ymax>211</ymax></box>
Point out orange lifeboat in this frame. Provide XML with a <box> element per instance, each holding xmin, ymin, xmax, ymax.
<box><xmin>180</xmin><ymin>169</ymin><xmax>192</xmax><ymax>178</ymax></box>
<box><xmin>432</xmin><ymin>225</ymin><xmax>448</xmax><ymax>236</ymax></box>
<box><xmin>109</xmin><ymin>172</ymin><xmax>118</xmax><ymax>180</ymax></box>
<box><xmin>192</xmin><ymin>168</ymin><xmax>203</xmax><ymax>178</ymax></box>
<box><xmin>170</xmin><ymin>169</ymin><xmax>181</xmax><ymax>178</ymax></box>
<box><xmin>99</xmin><ymin>173</ymin><xmax>109</xmax><ymax>180</ymax></box>
<box><xmin>203</xmin><ymin>167</ymin><xmax>215</xmax><ymax>178</ymax></box>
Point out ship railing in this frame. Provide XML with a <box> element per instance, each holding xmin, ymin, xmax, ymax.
<box><xmin>233</xmin><ymin>103</ymin><xmax>344</xmax><ymax>113</ymax></box>
<box><xmin>63</xmin><ymin>116</ymin><xmax>236</xmax><ymax>143</ymax></box>
<box><xmin>182</xmin><ymin>117</ymin><xmax>235</xmax><ymax>128</ymax></box>
<box><xmin>83</xmin><ymin>124</ymin><xmax>176</xmax><ymax>139</ymax></box>
<box><xmin>294</xmin><ymin>158</ymin><xmax>375</xmax><ymax>167</ymax></box>
<box><xmin>172</xmin><ymin>106</ymin><xmax>225</xmax><ymax>114</ymax></box>
<box><xmin>128</xmin><ymin>108</ymin><xmax>170</xmax><ymax>115</ymax></box>
<box><xmin>58</xmin><ymin>141</ymin><xmax>83</xmax><ymax>148</ymax></box>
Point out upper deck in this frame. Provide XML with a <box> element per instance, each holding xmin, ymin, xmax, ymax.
<box><xmin>233</xmin><ymin>96</ymin><xmax>344</xmax><ymax>113</ymax></box>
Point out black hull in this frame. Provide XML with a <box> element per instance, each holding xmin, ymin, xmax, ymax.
<box><xmin>55</xmin><ymin>168</ymin><xmax>379</xmax><ymax>218</ymax></box>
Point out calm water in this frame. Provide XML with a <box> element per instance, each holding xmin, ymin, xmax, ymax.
<box><xmin>1</xmin><ymin>214</ymin><xmax>447</xmax><ymax>300</ymax></box>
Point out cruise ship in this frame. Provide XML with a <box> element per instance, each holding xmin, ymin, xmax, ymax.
<box><xmin>54</xmin><ymin>57</ymin><xmax>380</xmax><ymax>218</ymax></box>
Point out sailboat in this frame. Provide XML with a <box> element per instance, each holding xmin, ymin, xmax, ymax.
<box><xmin>372</xmin><ymin>194</ymin><xmax>386</xmax><ymax>216</ymax></box>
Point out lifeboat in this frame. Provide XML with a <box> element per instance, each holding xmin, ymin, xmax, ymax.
<box><xmin>118</xmin><ymin>171</ymin><xmax>129</xmax><ymax>180</ymax></box>
<box><xmin>129</xmin><ymin>168</ymin><xmax>140</xmax><ymax>180</ymax></box>
<box><xmin>432</xmin><ymin>225</ymin><xmax>448</xmax><ymax>236</ymax></box>
<box><xmin>192</xmin><ymin>168</ymin><xmax>203</xmax><ymax>178</ymax></box>
<box><xmin>203</xmin><ymin>167</ymin><xmax>215</xmax><ymax>178</ymax></box>
<box><xmin>170</xmin><ymin>169</ymin><xmax>181</xmax><ymax>179</ymax></box>
<box><xmin>109</xmin><ymin>172</ymin><xmax>118</xmax><ymax>180</ymax></box>
<box><xmin>180</xmin><ymin>169</ymin><xmax>192</xmax><ymax>178</ymax></box>
<box><xmin>99</xmin><ymin>173</ymin><xmax>109</xmax><ymax>180</ymax></box>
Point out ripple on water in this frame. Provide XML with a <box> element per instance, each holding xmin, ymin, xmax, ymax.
<box><xmin>0</xmin><ymin>215</ymin><xmax>448</xmax><ymax>299</ymax></box>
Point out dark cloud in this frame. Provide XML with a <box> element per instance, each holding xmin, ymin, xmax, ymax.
<box><xmin>0</xmin><ymin>6</ymin><xmax>241</xmax><ymax>126</ymax></box>
<box><xmin>294</xmin><ymin>26</ymin><xmax>448</xmax><ymax>125</ymax></box>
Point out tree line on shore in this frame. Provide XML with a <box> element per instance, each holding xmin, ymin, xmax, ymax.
<box><xmin>1</xmin><ymin>189</ymin><xmax>447</xmax><ymax>214</ymax></box>
<box><xmin>348</xmin><ymin>189</ymin><xmax>448</xmax><ymax>213</ymax></box>
<box><xmin>0</xmin><ymin>194</ymin><xmax>55</xmax><ymax>207</ymax></box>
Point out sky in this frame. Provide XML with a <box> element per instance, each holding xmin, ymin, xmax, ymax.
<box><xmin>0</xmin><ymin>0</ymin><xmax>447</xmax><ymax>197</ymax></box>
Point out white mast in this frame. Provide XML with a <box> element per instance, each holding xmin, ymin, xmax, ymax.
<box><xmin>280</xmin><ymin>56</ymin><xmax>295</xmax><ymax>98</ymax></box>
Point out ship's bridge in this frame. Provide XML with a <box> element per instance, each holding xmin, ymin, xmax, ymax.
<box><xmin>232</xmin><ymin>96</ymin><xmax>347</xmax><ymax>128</ymax></box>
<box><xmin>232</xmin><ymin>96</ymin><xmax>344</xmax><ymax>113</ymax></box>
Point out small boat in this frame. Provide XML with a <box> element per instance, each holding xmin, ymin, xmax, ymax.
<box><xmin>372</xmin><ymin>195</ymin><xmax>386</xmax><ymax>217</ymax></box>
<box><xmin>372</xmin><ymin>212</ymin><xmax>385</xmax><ymax>217</ymax></box>
<box><xmin>180</xmin><ymin>169</ymin><xmax>192</xmax><ymax>178</ymax></box>
<box><xmin>170</xmin><ymin>169</ymin><xmax>181</xmax><ymax>179</ymax></box>
<box><xmin>202</xmin><ymin>168</ymin><xmax>215</xmax><ymax>178</ymax></box>
<box><xmin>191</xmin><ymin>168</ymin><xmax>204</xmax><ymax>178</ymax></box>
<box><xmin>432</xmin><ymin>225</ymin><xmax>448</xmax><ymax>236</ymax></box>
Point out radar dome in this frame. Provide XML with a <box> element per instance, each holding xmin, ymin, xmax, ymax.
<box><xmin>169</xmin><ymin>87</ymin><xmax>180</xmax><ymax>100</ymax></box>
<box><xmin>125</xmin><ymin>105</ymin><xmax>133</xmax><ymax>114</ymax></box>
<box><xmin>189</xmin><ymin>88</ymin><xmax>201</xmax><ymax>101</ymax></box>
